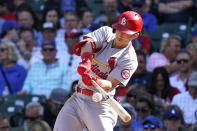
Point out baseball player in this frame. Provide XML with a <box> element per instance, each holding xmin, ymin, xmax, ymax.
<box><xmin>54</xmin><ymin>11</ymin><xmax>143</xmax><ymax>131</ymax></box>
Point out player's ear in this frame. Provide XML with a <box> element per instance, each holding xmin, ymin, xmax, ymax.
<box><xmin>132</xmin><ymin>33</ymin><xmax>140</xmax><ymax>39</ymax></box>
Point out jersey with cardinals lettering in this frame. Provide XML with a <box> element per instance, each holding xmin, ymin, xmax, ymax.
<box><xmin>77</xmin><ymin>26</ymin><xmax>138</xmax><ymax>95</ymax></box>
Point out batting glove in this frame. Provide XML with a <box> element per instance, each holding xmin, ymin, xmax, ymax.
<box><xmin>82</xmin><ymin>73</ymin><xmax>102</xmax><ymax>88</ymax></box>
<box><xmin>82</xmin><ymin>73</ymin><xmax>93</xmax><ymax>86</ymax></box>
<box><xmin>77</xmin><ymin>52</ymin><xmax>92</xmax><ymax>75</ymax></box>
<box><xmin>91</xmin><ymin>76</ymin><xmax>102</xmax><ymax>88</ymax></box>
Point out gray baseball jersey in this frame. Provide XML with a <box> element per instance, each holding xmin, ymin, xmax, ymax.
<box><xmin>53</xmin><ymin>26</ymin><xmax>138</xmax><ymax>131</ymax></box>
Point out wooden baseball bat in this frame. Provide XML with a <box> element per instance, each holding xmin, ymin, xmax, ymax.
<box><xmin>91</xmin><ymin>80</ymin><xmax>131</xmax><ymax>122</ymax></box>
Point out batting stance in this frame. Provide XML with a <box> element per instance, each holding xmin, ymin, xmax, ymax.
<box><xmin>53</xmin><ymin>11</ymin><xmax>143</xmax><ymax>131</ymax></box>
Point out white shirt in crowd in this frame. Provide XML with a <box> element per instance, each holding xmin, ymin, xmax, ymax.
<box><xmin>172</xmin><ymin>91</ymin><xmax>197</xmax><ymax>124</ymax></box>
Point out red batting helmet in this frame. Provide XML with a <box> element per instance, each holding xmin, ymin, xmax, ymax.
<box><xmin>112</xmin><ymin>11</ymin><xmax>143</xmax><ymax>35</ymax></box>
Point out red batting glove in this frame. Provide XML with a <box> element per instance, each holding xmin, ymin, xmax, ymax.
<box><xmin>77</xmin><ymin>52</ymin><xmax>92</xmax><ymax>75</ymax></box>
<box><xmin>92</xmin><ymin>76</ymin><xmax>102</xmax><ymax>88</ymax></box>
<box><xmin>82</xmin><ymin>73</ymin><xmax>103</xmax><ymax>88</ymax></box>
<box><xmin>82</xmin><ymin>73</ymin><xmax>93</xmax><ymax>86</ymax></box>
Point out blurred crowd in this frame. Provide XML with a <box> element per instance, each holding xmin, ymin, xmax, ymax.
<box><xmin>0</xmin><ymin>0</ymin><xmax>197</xmax><ymax>131</ymax></box>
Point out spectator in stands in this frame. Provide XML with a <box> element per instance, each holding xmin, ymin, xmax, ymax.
<box><xmin>60</xmin><ymin>0</ymin><xmax>88</xmax><ymax>17</ymax></box>
<box><xmin>170</xmin><ymin>50</ymin><xmax>193</xmax><ymax>93</ymax></box>
<box><xmin>79</xmin><ymin>9</ymin><xmax>100</xmax><ymax>33</ymax></box>
<box><xmin>56</xmin><ymin>28</ymin><xmax>82</xmax><ymax>85</ymax></box>
<box><xmin>0</xmin><ymin>0</ymin><xmax>17</xmax><ymax>22</ymax></box>
<box><xmin>117</xmin><ymin>0</ymin><xmax>132</xmax><ymax>13</ymax></box>
<box><xmin>135</xmin><ymin>31</ymin><xmax>152</xmax><ymax>55</ymax></box>
<box><xmin>158</xmin><ymin>0</ymin><xmax>194</xmax><ymax>24</ymax></box>
<box><xmin>163</xmin><ymin>105</ymin><xmax>186</xmax><ymax>131</ymax></box>
<box><xmin>17</xmin><ymin>28</ymin><xmax>39</xmax><ymax>70</ymax></box>
<box><xmin>144</xmin><ymin>0</ymin><xmax>152</xmax><ymax>13</ymax></box>
<box><xmin>123</xmin><ymin>84</ymin><xmax>146</xmax><ymax>107</ymax></box>
<box><xmin>56</xmin><ymin>11</ymin><xmax>80</xmax><ymax>49</ymax></box>
<box><xmin>4</xmin><ymin>0</ymin><xmax>27</xmax><ymax>13</ymax></box>
<box><xmin>20</xmin><ymin>39</ymin><xmax>71</xmax><ymax>97</ymax></box>
<box><xmin>171</xmin><ymin>71</ymin><xmax>197</xmax><ymax>125</ymax></box>
<box><xmin>94</xmin><ymin>0</ymin><xmax>120</xmax><ymax>27</ymax></box>
<box><xmin>149</xmin><ymin>67</ymin><xmax>180</xmax><ymax>119</ymax></box>
<box><xmin>28</xmin><ymin>23</ymin><xmax>81</xmax><ymax>86</ymax></box>
<box><xmin>132</xmin><ymin>0</ymin><xmax>158</xmax><ymax>32</ymax></box>
<box><xmin>0</xmin><ymin>40</ymin><xmax>26</xmax><ymax>95</ymax></box>
<box><xmin>13</xmin><ymin>0</ymin><xmax>27</xmax><ymax>11</ymax></box>
<box><xmin>16</xmin><ymin>4</ymin><xmax>39</xmax><ymax>30</ymax></box>
<box><xmin>191</xmin><ymin>24</ymin><xmax>197</xmax><ymax>43</ymax></box>
<box><xmin>128</xmin><ymin>49</ymin><xmax>152</xmax><ymax>89</ymax></box>
<box><xmin>0</xmin><ymin>114</ymin><xmax>10</xmax><ymax>131</ymax></box>
<box><xmin>0</xmin><ymin>18</ymin><xmax>5</xmax><ymax>34</ymax></box>
<box><xmin>146</xmin><ymin>35</ymin><xmax>181</xmax><ymax>74</ymax></box>
<box><xmin>142</xmin><ymin>115</ymin><xmax>163</xmax><ymax>131</ymax></box>
<box><xmin>64</xmin><ymin>11</ymin><xmax>80</xmax><ymax>30</ymax></box>
<box><xmin>27</xmin><ymin>22</ymin><xmax>57</xmax><ymax>64</ymax></box>
<box><xmin>41</xmin><ymin>7</ymin><xmax>61</xmax><ymax>30</ymax></box>
<box><xmin>0</xmin><ymin>20</ymin><xmax>21</xmax><ymax>43</ymax></box>
<box><xmin>99</xmin><ymin>15</ymin><xmax>110</xmax><ymax>27</ymax></box>
<box><xmin>187</xmin><ymin>42</ymin><xmax>197</xmax><ymax>70</ymax></box>
<box><xmin>41</xmin><ymin>22</ymin><xmax>57</xmax><ymax>42</ymax></box>
<box><xmin>12</xmin><ymin>102</ymin><xmax>44</xmax><ymax>131</ymax></box>
<box><xmin>132</xmin><ymin>92</ymin><xmax>154</xmax><ymax>131</ymax></box>
<box><xmin>28</xmin><ymin>120</ymin><xmax>51</xmax><ymax>131</ymax></box>
<box><xmin>43</xmin><ymin>88</ymin><xmax>69</xmax><ymax>128</ymax></box>
<box><xmin>114</xmin><ymin>103</ymin><xmax>136</xmax><ymax>131</ymax></box>
<box><xmin>16</xmin><ymin>3</ymin><xmax>42</xmax><ymax>46</ymax></box>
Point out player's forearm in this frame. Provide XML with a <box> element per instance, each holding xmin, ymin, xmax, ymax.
<box><xmin>102</xmin><ymin>76</ymin><xmax>120</xmax><ymax>91</ymax></box>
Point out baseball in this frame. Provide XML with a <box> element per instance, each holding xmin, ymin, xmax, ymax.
<box><xmin>92</xmin><ymin>92</ymin><xmax>103</xmax><ymax>102</ymax></box>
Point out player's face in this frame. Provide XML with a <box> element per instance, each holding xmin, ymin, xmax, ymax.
<box><xmin>115</xmin><ymin>30</ymin><xmax>139</xmax><ymax>48</ymax></box>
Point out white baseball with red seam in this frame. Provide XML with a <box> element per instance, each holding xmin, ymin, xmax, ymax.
<box><xmin>92</xmin><ymin>92</ymin><xmax>103</xmax><ymax>102</ymax></box>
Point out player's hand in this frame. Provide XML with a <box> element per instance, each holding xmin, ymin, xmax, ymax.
<box><xmin>81</xmin><ymin>73</ymin><xmax>102</xmax><ymax>88</ymax></box>
<box><xmin>92</xmin><ymin>76</ymin><xmax>102</xmax><ymax>88</ymax></box>
<box><xmin>77</xmin><ymin>52</ymin><xmax>92</xmax><ymax>75</ymax></box>
<box><xmin>82</xmin><ymin>73</ymin><xmax>93</xmax><ymax>86</ymax></box>
<box><xmin>77</xmin><ymin>61</ymin><xmax>91</xmax><ymax>75</ymax></box>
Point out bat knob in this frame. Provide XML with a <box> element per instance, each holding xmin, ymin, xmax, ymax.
<box><xmin>92</xmin><ymin>92</ymin><xmax>103</xmax><ymax>102</ymax></box>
